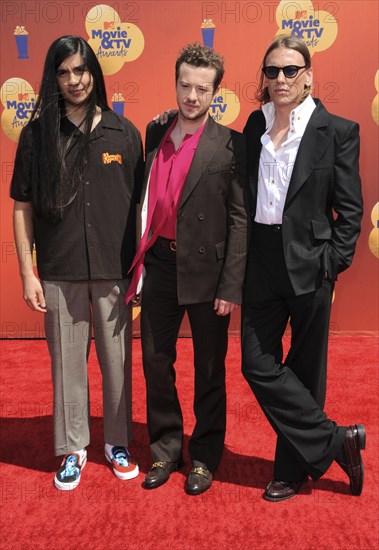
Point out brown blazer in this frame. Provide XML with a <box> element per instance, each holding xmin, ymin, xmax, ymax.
<box><xmin>140</xmin><ymin>115</ymin><xmax>248</xmax><ymax>305</ymax></box>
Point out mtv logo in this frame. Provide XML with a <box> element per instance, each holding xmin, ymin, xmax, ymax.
<box><xmin>295</xmin><ymin>10</ymin><xmax>307</xmax><ymax>19</ymax></box>
<box><xmin>18</xmin><ymin>93</ymin><xmax>29</xmax><ymax>101</ymax></box>
<box><xmin>104</xmin><ymin>21</ymin><xmax>115</xmax><ymax>30</ymax></box>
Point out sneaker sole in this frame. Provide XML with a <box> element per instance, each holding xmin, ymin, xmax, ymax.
<box><xmin>54</xmin><ymin>456</ymin><xmax>87</xmax><ymax>491</ymax></box>
<box><xmin>105</xmin><ymin>453</ymin><xmax>139</xmax><ymax>480</ymax></box>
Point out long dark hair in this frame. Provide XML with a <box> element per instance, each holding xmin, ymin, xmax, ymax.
<box><xmin>29</xmin><ymin>35</ymin><xmax>109</xmax><ymax>222</ymax></box>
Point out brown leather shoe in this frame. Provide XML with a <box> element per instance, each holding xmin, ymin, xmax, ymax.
<box><xmin>262</xmin><ymin>479</ymin><xmax>306</xmax><ymax>502</ymax></box>
<box><xmin>144</xmin><ymin>460</ymin><xmax>182</xmax><ymax>489</ymax></box>
<box><xmin>185</xmin><ymin>465</ymin><xmax>213</xmax><ymax>495</ymax></box>
<box><xmin>336</xmin><ymin>424</ymin><xmax>366</xmax><ymax>496</ymax></box>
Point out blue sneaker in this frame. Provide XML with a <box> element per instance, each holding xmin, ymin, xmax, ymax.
<box><xmin>105</xmin><ymin>445</ymin><xmax>139</xmax><ymax>480</ymax></box>
<box><xmin>54</xmin><ymin>450</ymin><xmax>87</xmax><ymax>490</ymax></box>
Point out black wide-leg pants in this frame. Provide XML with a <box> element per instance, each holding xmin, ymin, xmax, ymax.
<box><xmin>141</xmin><ymin>239</ymin><xmax>230</xmax><ymax>472</ymax></box>
<box><xmin>242</xmin><ymin>223</ymin><xmax>346</xmax><ymax>481</ymax></box>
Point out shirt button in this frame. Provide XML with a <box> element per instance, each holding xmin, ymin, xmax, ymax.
<box><xmin>198</xmin><ymin>213</ymin><xmax>205</xmax><ymax>221</ymax></box>
<box><xmin>86</xmin><ymin>202</ymin><xmax>90</xmax><ymax>207</ymax></box>
<box><xmin>87</xmin><ymin>223</ymin><xmax>92</xmax><ymax>228</ymax></box>
<box><xmin>269</xmin><ymin>201</ymin><xmax>273</xmax><ymax>205</ymax></box>
<box><xmin>85</xmin><ymin>181</ymin><xmax>90</xmax><ymax>185</ymax></box>
<box><xmin>199</xmin><ymin>246</ymin><xmax>205</xmax><ymax>254</ymax></box>
<box><xmin>271</xmin><ymin>179</ymin><xmax>275</xmax><ymax>184</ymax></box>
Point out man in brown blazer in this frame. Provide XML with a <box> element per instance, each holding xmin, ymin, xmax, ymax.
<box><xmin>126</xmin><ymin>43</ymin><xmax>247</xmax><ymax>495</ymax></box>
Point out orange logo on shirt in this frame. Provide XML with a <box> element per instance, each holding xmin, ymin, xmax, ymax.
<box><xmin>102</xmin><ymin>152</ymin><xmax>122</xmax><ymax>165</ymax></box>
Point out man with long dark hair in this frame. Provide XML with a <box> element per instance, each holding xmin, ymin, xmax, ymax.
<box><xmin>11</xmin><ymin>36</ymin><xmax>143</xmax><ymax>490</ymax></box>
<box><xmin>242</xmin><ymin>35</ymin><xmax>364</xmax><ymax>501</ymax></box>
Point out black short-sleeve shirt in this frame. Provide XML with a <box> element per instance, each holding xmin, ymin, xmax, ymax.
<box><xmin>11</xmin><ymin>110</ymin><xmax>143</xmax><ymax>280</ymax></box>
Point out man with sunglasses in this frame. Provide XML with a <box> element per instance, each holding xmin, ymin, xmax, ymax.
<box><xmin>242</xmin><ymin>35</ymin><xmax>364</xmax><ymax>501</ymax></box>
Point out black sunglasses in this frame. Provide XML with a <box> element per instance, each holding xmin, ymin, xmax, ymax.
<box><xmin>262</xmin><ymin>65</ymin><xmax>307</xmax><ymax>79</ymax></box>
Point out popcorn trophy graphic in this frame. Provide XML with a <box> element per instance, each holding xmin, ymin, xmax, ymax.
<box><xmin>201</xmin><ymin>19</ymin><xmax>215</xmax><ymax>48</ymax></box>
<box><xmin>112</xmin><ymin>93</ymin><xmax>125</xmax><ymax>116</ymax></box>
<box><xmin>14</xmin><ymin>26</ymin><xmax>29</xmax><ymax>59</ymax></box>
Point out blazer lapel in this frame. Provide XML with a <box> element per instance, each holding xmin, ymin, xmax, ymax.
<box><xmin>249</xmin><ymin>141</ymin><xmax>262</xmax><ymax>215</ymax></box>
<box><xmin>145</xmin><ymin>147</ymin><xmax>158</xmax><ymax>179</ymax></box>
<box><xmin>140</xmin><ymin>120</ymin><xmax>172</xmax><ymax>205</ymax></box>
<box><xmin>244</xmin><ymin>109</ymin><xmax>266</xmax><ymax>216</ymax></box>
<box><xmin>284</xmin><ymin>102</ymin><xmax>331</xmax><ymax>207</ymax></box>
<box><xmin>179</xmin><ymin>117</ymin><xmax>222</xmax><ymax>207</ymax></box>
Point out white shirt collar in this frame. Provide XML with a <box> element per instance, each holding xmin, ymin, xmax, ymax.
<box><xmin>262</xmin><ymin>95</ymin><xmax>316</xmax><ymax>135</ymax></box>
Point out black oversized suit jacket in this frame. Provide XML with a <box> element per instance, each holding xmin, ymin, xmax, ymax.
<box><xmin>139</xmin><ymin>115</ymin><xmax>248</xmax><ymax>305</ymax></box>
<box><xmin>243</xmin><ymin>99</ymin><xmax>363</xmax><ymax>295</ymax></box>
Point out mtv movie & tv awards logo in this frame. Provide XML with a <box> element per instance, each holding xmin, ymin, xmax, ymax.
<box><xmin>275</xmin><ymin>0</ymin><xmax>338</xmax><ymax>54</ymax></box>
<box><xmin>368</xmin><ymin>202</ymin><xmax>379</xmax><ymax>260</ymax></box>
<box><xmin>199</xmin><ymin>20</ymin><xmax>240</xmax><ymax>127</ymax></box>
<box><xmin>372</xmin><ymin>69</ymin><xmax>379</xmax><ymax>126</ymax></box>
<box><xmin>86</xmin><ymin>4</ymin><xmax>144</xmax><ymax>75</ymax></box>
<box><xmin>1</xmin><ymin>78</ymin><xmax>37</xmax><ymax>142</ymax></box>
<box><xmin>209</xmin><ymin>88</ymin><xmax>240</xmax><ymax>126</ymax></box>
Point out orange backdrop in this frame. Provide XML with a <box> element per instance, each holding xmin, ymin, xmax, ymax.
<box><xmin>1</xmin><ymin>0</ymin><xmax>378</xmax><ymax>337</ymax></box>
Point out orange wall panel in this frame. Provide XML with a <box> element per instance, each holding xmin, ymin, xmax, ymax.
<box><xmin>1</xmin><ymin>0</ymin><xmax>378</xmax><ymax>336</ymax></box>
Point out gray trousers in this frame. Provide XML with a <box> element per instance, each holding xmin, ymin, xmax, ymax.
<box><xmin>42</xmin><ymin>280</ymin><xmax>132</xmax><ymax>456</ymax></box>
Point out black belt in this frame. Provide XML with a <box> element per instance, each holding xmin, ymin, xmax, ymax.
<box><xmin>156</xmin><ymin>236</ymin><xmax>177</xmax><ymax>251</ymax></box>
<box><xmin>253</xmin><ymin>221</ymin><xmax>282</xmax><ymax>232</ymax></box>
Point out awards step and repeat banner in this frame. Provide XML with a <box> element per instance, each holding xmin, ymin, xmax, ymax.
<box><xmin>1</xmin><ymin>0</ymin><xmax>378</xmax><ymax>336</ymax></box>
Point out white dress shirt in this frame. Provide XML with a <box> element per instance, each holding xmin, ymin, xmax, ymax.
<box><xmin>255</xmin><ymin>95</ymin><xmax>316</xmax><ymax>224</ymax></box>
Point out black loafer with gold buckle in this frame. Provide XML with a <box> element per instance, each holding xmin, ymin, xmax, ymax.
<box><xmin>185</xmin><ymin>463</ymin><xmax>213</xmax><ymax>495</ymax></box>
<box><xmin>144</xmin><ymin>460</ymin><xmax>182</xmax><ymax>489</ymax></box>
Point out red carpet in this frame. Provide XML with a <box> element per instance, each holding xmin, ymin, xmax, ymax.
<box><xmin>1</xmin><ymin>336</ymin><xmax>378</xmax><ymax>550</ymax></box>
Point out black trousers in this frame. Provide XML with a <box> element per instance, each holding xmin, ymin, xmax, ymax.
<box><xmin>141</xmin><ymin>238</ymin><xmax>230</xmax><ymax>472</ymax></box>
<box><xmin>242</xmin><ymin>223</ymin><xmax>346</xmax><ymax>481</ymax></box>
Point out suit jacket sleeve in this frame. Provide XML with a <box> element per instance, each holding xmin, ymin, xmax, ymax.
<box><xmin>216</xmin><ymin>131</ymin><xmax>248</xmax><ymax>303</ymax></box>
<box><xmin>325</xmin><ymin>121</ymin><xmax>363</xmax><ymax>280</ymax></box>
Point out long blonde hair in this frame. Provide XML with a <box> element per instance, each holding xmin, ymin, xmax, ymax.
<box><xmin>256</xmin><ymin>35</ymin><xmax>312</xmax><ymax>105</ymax></box>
